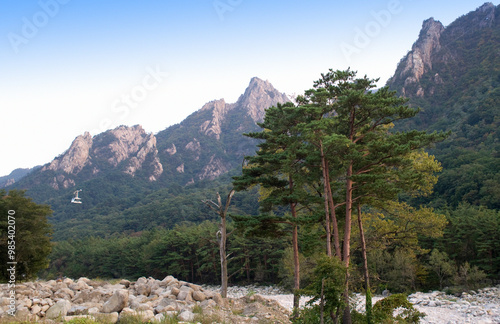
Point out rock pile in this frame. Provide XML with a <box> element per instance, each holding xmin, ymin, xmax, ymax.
<box><xmin>408</xmin><ymin>287</ymin><xmax>500</xmax><ymax>324</ymax></box>
<box><xmin>0</xmin><ymin>276</ymin><xmax>291</xmax><ymax>323</ymax></box>
<box><xmin>203</xmin><ymin>284</ymin><xmax>288</xmax><ymax>299</ymax></box>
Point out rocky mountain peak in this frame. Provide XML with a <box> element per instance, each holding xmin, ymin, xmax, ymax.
<box><xmin>41</xmin><ymin>125</ymin><xmax>163</xmax><ymax>189</ymax></box>
<box><xmin>391</xmin><ymin>18</ymin><xmax>444</xmax><ymax>96</ymax></box>
<box><xmin>199</xmin><ymin>99</ymin><xmax>233</xmax><ymax>140</ymax></box>
<box><xmin>236</xmin><ymin>77</ymin><xmax>289</xmax><ymax>123</ymax></box>
<box><xmin>197</xmin><ymin>78</ymin><xmax>289</xmax><ymax>140</ymax></box>
<box><xmin>388</xmin><ymin>2</ymin><xmax>498</xmax><ymax>97</ymax></box>
<box><xmin>43</xmin><ymin>131</ymin><xmax>93</xmax><ymax>175</ymax></box>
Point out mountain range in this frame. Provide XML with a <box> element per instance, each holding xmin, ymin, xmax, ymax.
<box><xmin>5</xmin><ymin>2</ymin><xmax>499</xmax><ymax>240</ymax></box>
<box><xmin>6</xmin><ymin>77</ymin><xmax>288</xmax><ymax>240</ymax></box>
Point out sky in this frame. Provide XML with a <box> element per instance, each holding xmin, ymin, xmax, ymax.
<box><xmin>0</xmin><ymin>0</ymin><xmax>497</xmax><ymax>176</ymax></box>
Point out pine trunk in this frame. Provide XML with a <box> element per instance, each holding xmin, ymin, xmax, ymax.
<box><xmin>320</xmin><ymin>141</ymin><xmax>332</xmax><ymax>257</ymax></box>
<box><xmin>343</xmin><ymin>162</ymin><xmax>353</xmax><ymax>324</ymax></box>
<box><xmin>325</xmin><ymin>159</ymin><xmax>341</xmax><ymax>258</ymax></box>
<box><xmin>290</xmin><ymin>176</ymin><xmax>300</xmax><ymax>312</ymax></box>
<box><xmin>292</xmin><ymin>220</ymin><xmax>300</xmax><ymax>312</ymax></box>
<box><xmin>357</xmin><ymin>203</ymin><xmax>372</xmax><ymax>323</ymax></box>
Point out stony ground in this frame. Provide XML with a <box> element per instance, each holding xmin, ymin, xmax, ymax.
<box><xmin>2</xmin><ymin>278</ymin><xmax>499</xmax><ymax>323</ymax></box>
<box><xmin>218</xmin><ymin>285</ymin><xmax>500</xmax><ymax>324</ymax></box>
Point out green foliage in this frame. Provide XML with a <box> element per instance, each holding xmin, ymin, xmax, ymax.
<box><xmin>440</xmin><ymin>204</ymin><xmax>500</xmax><ymax>278</ymax></box>
<box><xmin>300</xmin><ymin>256</ymin><xmax>346</xmax><ymax>322</ymax></box>
<box><xmin>292</xmin><ymin>305</ymin><xmax>324</xmax><ymax>324</ymax></box>
<box><xmin>0</xmin><ymin>190</ymin><xmax>52</xmax><ymax>281</ymax></box>
<box><xmin>278</xmin><ymin>248</ymin><xmax>320</xmax><ymax>291</ymax></box>
<box><xmin>454</xmin><ymin>261</ymin><xmax>488</xmax><ymax>290</ymax></box>
<box><xmin>366</xmin><ymin>287</ymin><xmax>373</xmax><ymax>324</ymax></box>
<box><xmin>427</xmin><ymin>249</ymin><xmax>455</xmax><ymax>289</ymax></box>
<box><xmin>372</xmin><ymin>294</ymin><xmax>425</xmax><ymax>324</ymax></box>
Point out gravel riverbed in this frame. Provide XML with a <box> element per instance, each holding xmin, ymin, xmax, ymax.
<box><xmin>204</xmin><ymin>285</ymin><xmax>500</xmax><ymax>323</ymax></box>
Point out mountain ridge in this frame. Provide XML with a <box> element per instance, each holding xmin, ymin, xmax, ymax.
<box><xmin>7</xmin><ymin>77</ymin><xmax>288</xmax><ymax>239</ymax></box>
<box><xmin>388</xmin><ymin>2</ymin><xmax>498</xmax><ymax>99</ymax></box>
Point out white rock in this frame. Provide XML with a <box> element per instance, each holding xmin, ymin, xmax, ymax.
<box><xmin>178</xmin><ymin>310</ymin><xmax>195</xmax><ymax>322</ymax></box>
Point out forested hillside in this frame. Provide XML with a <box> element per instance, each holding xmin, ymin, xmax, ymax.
<box><xmin>388</xmin><ymin>2</ymin><xmax>500</xmax><ymax>209</ymax></box>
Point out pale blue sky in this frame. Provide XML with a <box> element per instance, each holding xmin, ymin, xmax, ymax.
<box><xmin>0</xmin><ymin>0</ymin><xmax>496</xmax><ymax>175</ymax></box>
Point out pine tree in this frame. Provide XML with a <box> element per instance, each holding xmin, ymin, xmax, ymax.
<box><xmin>233</xmin><ymin>102</ymin><xmax>318</xmax><ymax>311</ymax></box>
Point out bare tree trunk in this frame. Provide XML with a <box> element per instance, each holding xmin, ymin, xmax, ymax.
<box><xmin>219</xmin><ymin>207</ymin><xmax>228</xmax><ymax>298</ymax></box>
<box><xmin>203</xmin><ymin>190</ymin><xmax>234</xmax><ymax>299</ymax></box>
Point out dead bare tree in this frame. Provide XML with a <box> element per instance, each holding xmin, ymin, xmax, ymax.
<box><xmin>202</xmin><ymin>189</ymin><xmax>235</xmax><ymax>298</ymax></box>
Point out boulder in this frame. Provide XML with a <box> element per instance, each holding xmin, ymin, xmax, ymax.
<box><xmin>46</xmin><ymin>299</ymin><xmax>72</xmax><ymax>319</ymax></box>
<box><xmin>102</xmin><ymin>289</ymin><xmax>128</xmax><ymax>313</ymax></box>
<box><xmin>162</xmin><ymin>275</ymin><xmax>175</xmax><ymax>285</ymax></box>
<box><xmin>14</xmin><ymin>306</ymin><xmax>31</xmax><ymax>321</ymax></box>
<box><xmin>30</xmin><ymin>304</ymin><xmax>42</xmax><ymax>315</ymax></box>
<box><xmin>193</xmin><ymin>290</ymin><xmax>207</xmax><ymax>302</ymax></box>
<box><xmin>177</xmin><ymin>288</ymin><xmax>193</xmax><ymax>302</ymax></box>
<box><xmin>69</xmin><ymin>279</ymin><xmax>90</xmax><ymax>291</ymax></box>
<box><xmin>67</xmin><ymin>305</ymin><xmax>88</xmax><ymax>315</ymax></box>
<box><xmin>213</xmin><ymin>292</ymin><xmax>227</xmax><ymax>307</ymax></box>
<box><xmin>153</xmin><ymin>313</ymin><xmax>165</xmax><ymax>322</ymax></box>
<box><xmin>178</xmin><ymin>309</ymin><xmax>195</xmax><ymax>322</ymax></box>
<box><xmin>54</xmin><ymin>287</ymin><xmax>75</xmax><ymax>299</ymax></box>
<box><xmin>120</xmin><ymin>307</ymin><xmax>155</xmax><ymax>322</ymax></box>
<box><xmin>171</xmin><ymin>287</ymin><xmax>180</xmax><ymax>296</ymax></box>
<box><xmin>156</xmin><ymin>298</ymin><xmax>179</xmax><ymax>313</ymax></box>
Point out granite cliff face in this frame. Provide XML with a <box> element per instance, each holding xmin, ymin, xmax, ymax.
<box><xmin>156</xmin><ymin>76</ymin><xmax>289</xmax><ymax>184</ymax></box>
<box><xmin>387</xmin><ymin>2</ymin><xmax>498</xmax><ymax>98</ymax></box>
<box><xmin>197</xmin><ymin>77</ymin><xmax>289</xmax><ymax>139</ymax></box>
<box><xmin>237</xmin><ymin>77</ymin><xmax>290</xmax><ymax>123</ymax></box>
<box><xmin>40</xmin><ymin>125</ymin><xmax>163</xmax><ymax>189</ymax></box>
<box><xmin>396</xmin><ymin>18</ymin><xmax>444</xmax><ymax>96</ymax></box>
<box><xmin>11</xmin><ymin>77</ymin><xmax>288</xmax><ymax>195</ymax></box>
<box><xmin>43</xmin><ymin>132</ymin><xmax>93</xmax><ymax>175</ymax></box>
